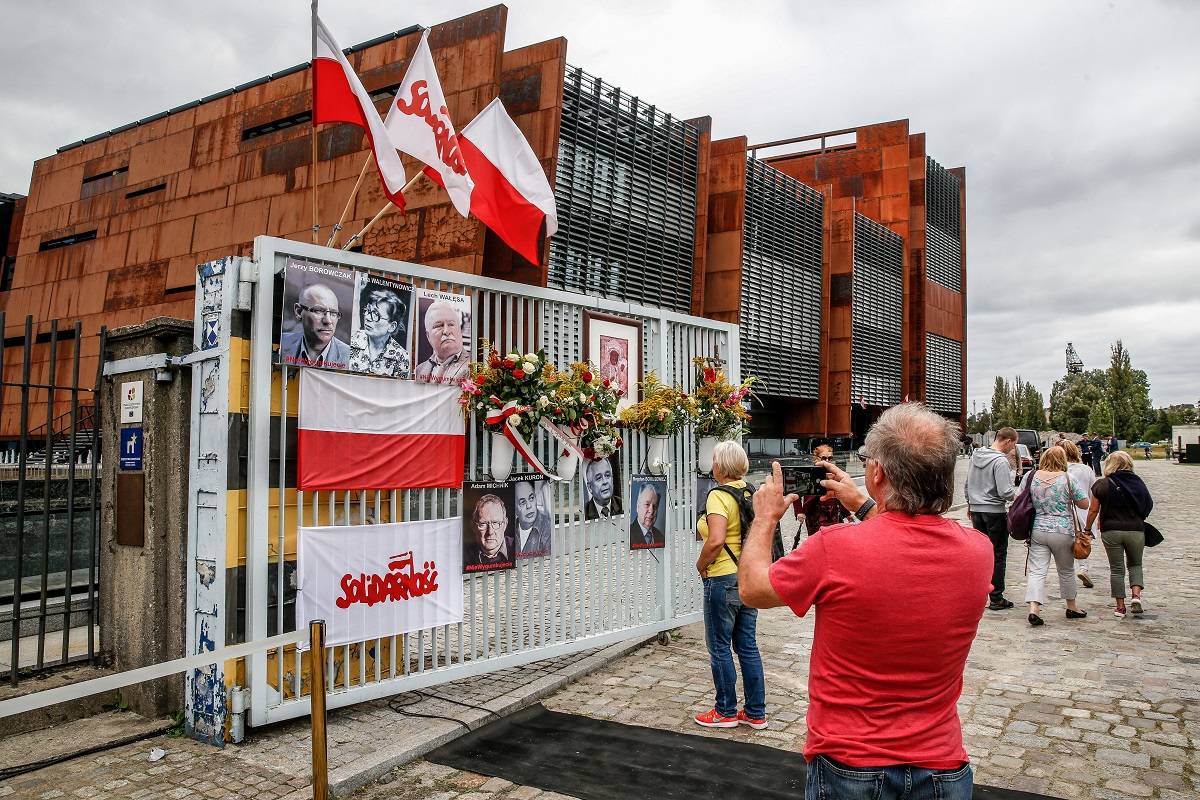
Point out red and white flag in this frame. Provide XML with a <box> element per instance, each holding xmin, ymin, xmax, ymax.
<box><xmin>297</xmin><ymin>370</ymin><xmax>464</xmax><ymax>491</ymax></box>
<box><xmin>384</xmin><ymin>30</ymin><xmax>474</xmax><ymax>217</ymax></box>
<box><xmin>297</xmin><ymin>520</ymin><xmax>463</xmax><ymax>649</ymax></box>
<box><xmin>312</xmin><ymin>14</ymin><xmax>408</xmax><ymax>211</ymax></box>
<box><xmin>459</xmin><ymin>98</ymin><xmax>558</xmax><ymax>266</ymax></box>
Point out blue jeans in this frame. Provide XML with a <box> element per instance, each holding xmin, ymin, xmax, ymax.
<box><xmin>805</xmin><ymin>755</ymin><xmax>973</xmax><ymax>800</ymax></box>
<box><xmin>702</xmin><ymin>573</ymin><xmax>765</xmax><ymax>718</ymax></box>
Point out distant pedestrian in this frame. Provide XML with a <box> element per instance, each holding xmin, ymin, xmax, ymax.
<box><xmin>792</xmin><ymin>444</ymin><xmax>849</xmax><ymax>548</ymax></box>
<box><xmin>1059</xmin><ymin>441</ymin><xmax>1096</xmax><ymax>588</ymax></box>
<box><xmin>1142</xmin><ymin>442</ymin><xmax>1152</xmax><ymax>460</ymax></box>
<box><xmin>1086</xmin><ymin>452</ymin><xmax>1154</xmax><ymax>618</ymax></box>
<box><xmin>966</xmin><ymin>427</ymin><xmax>1018</xmax><ymax>610</ymax></box>
<box><xmin>1078</xmin><ymin>433</ymin><xmax>1094</xmax><ymax>472</ymax></box>
<box><xmin>1107</xmin><ymin>435</ymin><xmax>1120</xmax><ymax>456</ymax></box>
<box><xmin>1089</xmin><ymin>434</ymin><xmax>1104</xmax><ymax>477</ymax></box>
<box><xmin>1024</xmin><ymin>446</ymin><xmax>1090</xmax><ymax>626</ymax></box>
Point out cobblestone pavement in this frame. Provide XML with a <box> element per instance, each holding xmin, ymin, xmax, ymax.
<box><xmin>6</xmin><ymin>460</ymin><xmax>1195</xmax><ymax>800</ymax></box>
<box><xmin>1</xmin><ymin>646</ymin><xmax>611</xmax><ymax>799</ymax></box>
<box><xmin>354</xmin><ymin>460</ymin><xmax>1199</xmax><ymax>800</ymax></box>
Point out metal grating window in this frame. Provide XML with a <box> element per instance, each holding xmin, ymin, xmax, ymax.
<box><xmin>548</xmin><ymin>65</ymin><xmax>700</xmax><ymax>313</ymax></box>
<box><xmin>925</xmin><ymin>332</ymin><xmax>962</xmax><ymax>414</ymax></box>
<box><xmin>852</xmin><ymin>214</ymin><xmax>903</xmax><ymax>406</ymax></box>
<box><xmin>925</xmin><ymin>157</ymin><xmax>962</xmax><ymax>292</ymax></box>
<box><xmin>740</xmin><ymin>157</ymin><xmax>823</xmax><ymax>399</ymax></box>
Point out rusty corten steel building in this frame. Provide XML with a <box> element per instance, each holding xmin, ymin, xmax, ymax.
<box><xmin>0</xmin><ymin>5</ymin><xmax>965</xmax><ymax>442</ymax></box>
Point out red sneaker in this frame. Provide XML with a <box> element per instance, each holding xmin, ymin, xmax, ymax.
<box><xmin>693</xmin><ymin>709</ymin><xmax>739</xmax><ymax>728</ymax></box>
<box><xmin>737</xmin><ymin>709</ymin><xmax>768</xmax><ymax>730</ymax></box>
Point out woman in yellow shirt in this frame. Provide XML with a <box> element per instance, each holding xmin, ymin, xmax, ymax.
<box><xmin>693</xmin><ymin>441</ymin><xmax>767</xmax><ymax>730</ymax></box>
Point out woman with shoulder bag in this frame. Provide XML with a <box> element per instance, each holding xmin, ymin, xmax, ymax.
<box><xmin>1085</xmin><ymin>452</ymin><xmax>1154</xmax><ymax>618</ymax></box>
<box><xmin>1024</xmin><ymin>446</ymin><xmax>1090</xmax><ymax>626</ymax></box>
<box><xmin>1060</xmin><ymin>441</ymin><xmax>1097</xmax><ymax>588</ymax></box>
<box><xmin>693</xmin><ymin>441</ymin><xmax>767</xmax><ymax>730</ymax></box>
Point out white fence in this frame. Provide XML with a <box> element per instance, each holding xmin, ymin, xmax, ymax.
<box><xmin>196</xmin><ymin>237</ymin><xmax>739</xmax><ymax>727</ymax></box>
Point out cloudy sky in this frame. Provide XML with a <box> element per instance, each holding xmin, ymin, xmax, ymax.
<box><xmin>2</xmin><ymin>1</ymin><xmax>1197</xmax><ymax>410</ymax></box>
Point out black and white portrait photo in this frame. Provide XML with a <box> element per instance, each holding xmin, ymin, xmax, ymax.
<box><xmin>512</xmin><ymin>477</ymin><xmax>553</xmax><ymax>559</ymax></box>
<box><xmin>583</xmin><ymin>454</ymin><xmax>623</xmax><ymax>521</ymax></box>
<box><xmin>280</xmin><ymin>259</ymin><xmax>355</xmax><ymax>370</ymax></box>
<box><xmin>412</xmin><ymin>288</ymin><xmax>472</xmax><ymax>386</ymax></box>
<box><xmin>349</xmin><ymin>273</ymin><xmax>413</xmax><ymax>378</ymax></box>
<box><xmin>629</xmin><ymin>476</ymin><xmax>667</xmax><ymax>550</ymax></box>
<box><xmin>462</xmin><ymin>482</ymin><xmax>516</xmax><ymax>573</ymax></box>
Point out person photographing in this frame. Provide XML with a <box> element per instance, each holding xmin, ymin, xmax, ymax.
<box><xmin>738</xmin><ymin>404</ymin><xmax>991</xmax><ymax>800</ymax></box>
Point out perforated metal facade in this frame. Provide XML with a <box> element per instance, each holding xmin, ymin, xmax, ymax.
<box><xmin>548</xmin><ymin>65</ymin><xmax>701</xmax><ymax>313</ymax></box>
<box><xmin>925</xmin><ymin>332</ymin><xmax>962</xmax><ymax>414</ymax></box>
<box><xmin>925</xmin><ymin>157</ymin><xmax>962</xmax><ymax>292</ymax></box>
<box><xmin>740</xmin><ymin>158</ymin><xmax>823</xmax><ymax>399</ymax></box>
<box><xmin>852</xmin><ymin>214</ymin><xmax>903</xmax><ymax>406</ymax></box>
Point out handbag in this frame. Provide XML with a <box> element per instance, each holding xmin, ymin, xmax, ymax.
<box><xmin>1007</xmin><ymin>470</ymin><xmax>1036</xmax><ymax>541</ymax></box>
<box><xmin>1108</xmin><ymin>478</ymin><xmax>1163</xmax><ymax>547</ymax></box>
<box><xmin>1065</xmin><ymin>472</ymin><xmax>1092</xmax><ymax>560</ymax></box>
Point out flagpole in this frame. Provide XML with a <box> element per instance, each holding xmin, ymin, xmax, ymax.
<box><xmin>309</xmin><ymin>0</ymin><xmax>320</xmax><ymax>244</ymax></box>
<box><xmin>340</xmin><ymin>171</ymin><xmax>426</xmax><ymax>251</ymax></box>
<box><xmin>326</xmin><ymin>153</ymin><xmax>374</xmax><ymax>248</ymax></box>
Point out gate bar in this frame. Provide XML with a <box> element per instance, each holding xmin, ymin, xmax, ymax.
<box><xmin>9</xmin><ymin>316</ymin><xmax>33</xmax><ymax>686</ymax></box>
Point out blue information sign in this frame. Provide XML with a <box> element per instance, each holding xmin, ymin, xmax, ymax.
<box><xmin>120</xmin><ymin>427</ymin><xmax>143</xmax><ymax>471</ymax></box>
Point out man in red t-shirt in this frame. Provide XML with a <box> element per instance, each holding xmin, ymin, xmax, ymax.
<box><xmin>739</xmin><ymin>404</ymin><xmax>992</xmax><ymax>800</ymax></box>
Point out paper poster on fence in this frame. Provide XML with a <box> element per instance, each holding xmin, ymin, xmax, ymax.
<box><xmin>297</xmin><ymin>519</ymin><xmax>463</xmax><ymax>649</ymax></box>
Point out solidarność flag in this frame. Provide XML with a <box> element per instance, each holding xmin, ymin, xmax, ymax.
<box><xmin>384</xmin><ymin>30</ymin><xmax>474</xmax><ymax>218</ymax></box>
<box><xmin>312</xmin><ymin>14</ymin><xmax>409</xmax><ymax>211</ymax></box>
<box><xmin>297</xmin><ymin>369</ymin><xmax>464</xmax><ymax>491</ymax></box>
<box><xmin>459</xmin><ymin>98</ymin><xmax>558</xmax><ymax>267</ymax></box>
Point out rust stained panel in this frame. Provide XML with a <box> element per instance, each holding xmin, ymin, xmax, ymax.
<box><xmin>105</xmin><ymin>261</ymin><xmax>167</xmax><ymax>312</ymax></box>
<box><xmin>499</xmin><ymin>65</ymin><xmax>541</xmax><ymax>116</ymax></box>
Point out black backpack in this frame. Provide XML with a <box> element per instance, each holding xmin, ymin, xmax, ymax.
<box><xmin>706</xmin><ymin>483</ymin><xmax>787</xmax><ymax>564</ymax></box>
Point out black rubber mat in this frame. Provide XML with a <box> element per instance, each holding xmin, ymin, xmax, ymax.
<box><xmin>426</xmin><ymin>703</ymin><xmax>1057</xmax><ymax>800</ymax></box>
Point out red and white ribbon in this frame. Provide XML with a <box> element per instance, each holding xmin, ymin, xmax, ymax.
<box><xmin>485</xmin><ymin>400</ymin><xmax>561</xmax><ymax>480</ymax></box>
<box><xmin>539</xmin><ymin>418</ymin><xmax>586</xmax><ymax>460</ymax></box>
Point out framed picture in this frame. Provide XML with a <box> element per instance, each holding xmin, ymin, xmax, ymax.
<box><xmin>348</xmin><ymin>272</ymin><xmax>413</xmax><ymax>378</ymax></box>
<box><xmin>583</xmin><ymin>310</ymin><xmax>642</xmax><ymax>412</ymax></box>
<box><xmin>280</xmin><ymin>258</ymin><xmax>355</xmax><ymax>371</ymax></box>
<box><xmin>411</xmin><ymin>288</ymin><xmax>472</xmax><ymax>386</ymax></box>
<box><xmin>629</xmin><ymin>475</ymin><xmax>667</xmax><ymax>550</ymax></box>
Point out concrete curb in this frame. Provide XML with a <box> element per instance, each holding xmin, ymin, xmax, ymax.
<box><xmin>321</xmin><ymin>633</ymin><xmax>659</xmax><ymax>798</ymax></box>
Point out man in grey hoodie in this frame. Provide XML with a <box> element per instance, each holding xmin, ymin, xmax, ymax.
<box><xmin>967</xmin><ymin>427</ymin><xmax>1018</xmax><ymax>610</ymax></box>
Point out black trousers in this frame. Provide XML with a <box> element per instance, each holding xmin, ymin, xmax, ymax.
<box><xmin>971</xmin><ymin>511</ymin><xmax>1009</xmax><ymax>602</ymax></box>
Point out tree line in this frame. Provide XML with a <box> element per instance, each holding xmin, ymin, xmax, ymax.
<box><xmin>967</xmin><ymin>341</ymin><xmax>1194</xmax><ymax>441</ymax></box>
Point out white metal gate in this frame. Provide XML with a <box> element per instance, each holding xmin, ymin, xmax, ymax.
<box><xmin>215</xmin><ymin>237</ymin><xmax>738</xmax><ymax>726</ymax></box>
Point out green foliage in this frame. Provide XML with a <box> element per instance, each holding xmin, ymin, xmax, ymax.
<box><xmin>1050</xmin><ymin>370</ymin><xmax>1106</xmax><ymax>433</ymax></box>
<box><xmin>1047</xmin><ymin>341</ymin><xmax>1155</xmax><ymax>440</ymax></box>
<box><xmin>1087</xmin><ymin>401</ymin><xmax>1114</xmax><ymax>435</ymax></box>
<box><xmin>988</xmin><ymin>375</ymin><xmax>1045</xmax><ymax>430</ymax></box>
<box><xmin>966</xmin><ymin>409</ymin><xmax>992</xmax><ymax>434</ymax></box>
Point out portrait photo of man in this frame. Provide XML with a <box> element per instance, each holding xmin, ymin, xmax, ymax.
<box><xmin>584</xmin><ymin>455</ymin><xmax>623</xmax><ymax>521</ymax></box>
<box><xmin>462</xmin><ymin>488</ymin><xmax>516</xmax><ymax>573</ymax></box>
<box><xmin>412</xmin><ymin>289</ymin><xmax>472</xmax><ymax>386</ymax></box>
<box><xmin>629</xmin><ymin>477</ymin><xmax>666</xmax><ymax>550</ymax></box>
<box><xmin>513</xmin><ymin>478</ymin><xmax>553</xmax><ymax>558</ymax></box>
<box><xmin>280</xmin><ymin>260</ymin><xmax>354</xmax><ymax>371</ymax></box>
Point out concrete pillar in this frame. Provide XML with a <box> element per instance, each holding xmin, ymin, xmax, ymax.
<box><xmin>98</xmin><ymin>317</ymin><xmax>192</xmax><ymax>717</ymax></box>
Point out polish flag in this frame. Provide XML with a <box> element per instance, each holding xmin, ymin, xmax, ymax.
<box><xmin>384</xmin><ymin>30</ymin><xmax>474</xmax><ymax>218</ymax></box>
<box><xmin>298</xmin><ymin>370</ymin><xmax>464</xmax><ymax>491</ymax></box>
<box><xmin>459</xmin><ymin>98</ymin><xmax>558</xmax><ymax>267</ymax></box>
<box><xmin>312</xmin><ymin>14</ymin><xmax>408</xmax><ymax>211</ymax></box>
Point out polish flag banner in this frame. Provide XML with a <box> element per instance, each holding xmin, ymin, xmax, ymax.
<box><xmin>384</xmin><ymin>30</ymin><xmax>474</xmax><ymax>218</ymax></box>
<box><xmin>297</xmin><ymin>369</ymin><xmax>464</xmax><ymax>491</ymax></box>
<box><xmin>459</xmin><ymin>98</ymin><xmax>558</xmax><ymax>267</ymax></box>
<box><xmin>297</xmin><ymin>519</ymin><xmax>463</xmax><ymax>649</ymax></box>
<box><xmin>312</xmin><ymin>15</ymin><xmax>408</xmax><ymax>211</ymax></box>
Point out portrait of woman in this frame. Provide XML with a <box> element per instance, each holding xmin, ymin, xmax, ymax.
<box><xmin>349</xmin><ymin>275</ymin><xmax>412</xmax><ymax>378</ymax></box>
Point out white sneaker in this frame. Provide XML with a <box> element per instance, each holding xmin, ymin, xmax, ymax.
<box><xmin>1077</xmin><ymin>570</ymin><xmax>1093</xmax><ymax>588</ymax></box>
<box><xmin>1130</xmin><ymin>596</ymin><xmax>1144</xmax><ymax>614</ymax></box>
